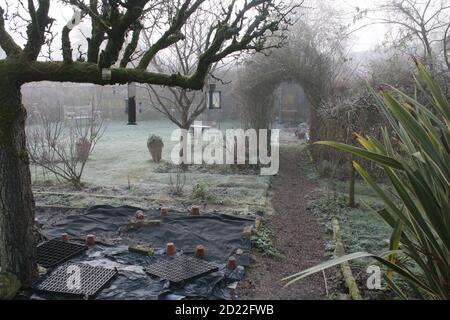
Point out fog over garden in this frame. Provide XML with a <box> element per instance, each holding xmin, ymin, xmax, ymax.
<box><xmin>0</xmin><ymin>0</ymin><xmax>448</xmax><ymax>303</ymax></box>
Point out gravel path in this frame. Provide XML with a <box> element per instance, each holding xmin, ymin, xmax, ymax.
<box><xmin>236</xmin><ymin>146</ymin><xmax>329</xmax><ymax>300</ymax></box>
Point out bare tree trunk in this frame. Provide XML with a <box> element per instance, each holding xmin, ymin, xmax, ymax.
<box><xmin>179</xmin><ymin>119</ymin><xmax>191</xmax><ymax>165</ymax></box>
<box><xmin>0</xmin><ymin>81</ymin><xmax>37</xmax><ymax>286</ymax></box>
<box><xmin>309</xmin><ymin>102</ymin><xmax>319</xmax><ymax>144</ymax></box>
<box><xmin>421</xmin><ymin>28</ymin><xmax>435</xmax><ymax>73</ymax></box>
<box><xmin>445</xmin><ymin>25</ymin><xmax>450</xmax><ymax>71</ymax></box>
<box><xmin>348</xmin><ymin>160</ymin><xmax>356</xmax><ymax>208</ymax></box>
<box><xmin>181</xmin><ymin>110</ymin><xmax>190</xmax><ymax>131</ymax></box>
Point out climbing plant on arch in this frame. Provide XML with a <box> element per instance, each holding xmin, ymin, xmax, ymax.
<box><xmin>235</xmin><ymin>20</ymin><xmax>346</xmax><ymax>142</ymax></box>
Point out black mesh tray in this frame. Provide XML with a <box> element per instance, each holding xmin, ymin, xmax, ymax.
<box><xmin>35</xmin><ymin>263</ymin><xmax>118</xmax><ymax>298</ymax></box>
<box><xmin>37</xmin><ymin>239</ymin><xmax>87</xmax><ymax>268</ymax></box>
<box><xmin>145</xmin><ymin>255</ymin><xmax>219</xmax><ymax>283</ymax></box>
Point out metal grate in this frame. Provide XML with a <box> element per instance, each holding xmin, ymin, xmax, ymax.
<box><xmin>36</xmin><ymin>263</ymin><xmax>118</xmax><ymax>298</ymax></box>
<box><xmin>145</xmin><ymin>255</ymin><xmax>219</xmax><ymax>283</ymax></box>
<box><xmin>37</xmin><ymin>239</ymin><xmax>87</xmax><ymax>268</ymax></box>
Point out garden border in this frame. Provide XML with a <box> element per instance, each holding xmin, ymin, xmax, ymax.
<box><xmin>306</xmin><ymin>146</ymin><xmax>362</xmax><ymax>300</ymax></box>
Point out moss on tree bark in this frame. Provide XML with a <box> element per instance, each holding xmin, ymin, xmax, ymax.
<box><xmin>0</xmin><ymin>56</ymin><xmax>207</xmax><ymax>287</ymax></box>
<box><xmin>0</xmin><ymin>79</ymin><xmax>37</xmax><ymax>287</ymax></box>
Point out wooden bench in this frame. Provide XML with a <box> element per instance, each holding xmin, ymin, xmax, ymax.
<box><xmin>63</xmin><ymin>105</ymin><xmax>102</xmax><ymax>122</ymax></box>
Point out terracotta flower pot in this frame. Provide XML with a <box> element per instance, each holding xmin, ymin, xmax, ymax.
<box><xmin>195</xmin><ymin>245</ymin><xmax>205</xmax><ymax>258</ymax></box>
<box><xmin>86</xmin><ymin>234</ymin><xmax>96</xmax><ymax>246</ymax></box>
<box><xmin>190</xmin><ymin>205</ymin><xmax>200</xmax><ymax>216</ymax></box>
<box><xmin>166</xmin><ymin>242</ymin><xmax>176</xmax><ymax>256</ymax></box>
<box><xmin>160</xmin><ymin>207</ymin><xmax>169</xmax><ymax>217</ymax></box>
<box><xmin>75</xmin><ymin>138</ymin><xmax>91</xmax><ymax>162</ymax></box>
<box><xmin>227</xmin><ymin>256</ymin><xmax>237</xmax><ymax>269</ymax></box>
<box><xmin>148</xmin><ymin>143</ymin><xmax>163</xmax><ymax>162</ymax></box>
<box><xmin>135</xmin><ymin>210</ymin><xmax>145</xmax><ymax>220</ymax></box>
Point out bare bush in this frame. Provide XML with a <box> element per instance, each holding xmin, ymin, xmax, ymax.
<box><xmin>27</xmin><ymin>106</ymin><xmax>106</xmax><ymax>189</ymax></box>
<box><xmin>168</xmin><ymin>165</ymin><xmax>187</xmax><ymax>196</ymax></box>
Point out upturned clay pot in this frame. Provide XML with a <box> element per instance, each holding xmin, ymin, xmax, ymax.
<box><xmin>190</xmin><ymin>205</ymin><xmax>200</xmax><ymax>216</ymax></box>
<box><xmin>135</xmin><ymin>210</ymin><xmax>145</xmax><ymax>220</ymax></box>
<box><xmin>166</xmin><ymin>242</ymin><xmax>176</xmax><ymax>256</ymax></box>
<box><xmin>227</xmin><ymin>256</ymin><xmax>238</xmax><ymax>270</ymax></box>
<box><xmin>195</xmin><ymin>245</ymin><xmax>205</xmax><ymax>258</ymax></box>
<box><xmin>86</xmin><ymin>234</ymin><xmax>96</xmax><ymax>246</ymax></box>
<box><xmin>160</xmin><ymin>207</ymin><xmax>169</xmax><ymax>217</ymax></box>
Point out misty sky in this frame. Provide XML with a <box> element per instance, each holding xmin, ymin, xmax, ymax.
<box><xmin>54</xmin><ymin>0</ymin><xmax>388</xmax><ymax>52</ymax></box>
<box><xmin>335</xmin><ymin>0</ymin><xmax>388</xmax><ymax>52</ymax></box>
<box><xmin>0</xmin><ymin>0</ymin><xmax>389</xmax><ymax>59</ymax></box>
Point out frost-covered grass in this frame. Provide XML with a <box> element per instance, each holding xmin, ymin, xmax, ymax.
<box><xmin>31</xmin><ymin>120</ymin><xmax>271</xmax><ymax>215</ymax></box>
<box><xmin>309</xmin><ymin>178</ymin><xmax>392</xmax><ymax>262</ymax></box>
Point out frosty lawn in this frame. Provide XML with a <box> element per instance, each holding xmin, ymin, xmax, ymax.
<box><xmin>31</xmin><ymin>120</ymin><xmax>271</xmax><ymax>215</ymax></box>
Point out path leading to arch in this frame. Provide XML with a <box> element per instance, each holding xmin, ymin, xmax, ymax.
<box><xmin>236</xmin><ymin>145</ymin><xmax>329</xmax><ymax>300</ymax></box>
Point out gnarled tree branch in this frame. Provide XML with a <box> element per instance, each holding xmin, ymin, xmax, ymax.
<box><xmin>62</xmin><ymin>26</ymin><xmax>73</xmax><ymax>64</ymax></box>
<box><xmin>137</xmin><ymin>0</ymin><xmax>205</xmax><ymax>70</ymax></box>
<box><xmin>98</xmin><ymin>0</ymin><xmax>148</xmax><ymax>68</ymax></box>
<box><xmin>2</xmin><ymin>59</ymin><xmax>203</xmax><ymax>89</ymax></box>
<box><xmin>2</xmin><ymin>0</ymin><xmax>298</xmax><ymax>90</ymax></box>
<box><xmin>22</xmin><ymin>0</ymin><xmax>51</xmax><ymax>61</ymax></box>
<box><xmin>119</xmin><ymin>23</ymin><xmax>143</xmax><ymax>68</ymax></box>
<box><xmin>0</xmin><ymin>7</ymin><xmax>22</xmax><ymax>57</ymax></box>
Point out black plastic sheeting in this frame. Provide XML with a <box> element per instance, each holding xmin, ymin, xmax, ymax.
<box><xmin>33</xmin><ymin>205</ymin><xmax>253</xmax><ymax>300</ymax></box>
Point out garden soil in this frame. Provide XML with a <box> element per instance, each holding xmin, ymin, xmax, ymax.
<box><xmin>236</xmin><ymin>147</ymin><xmax>330</xmax><ymax>300</ymax></box>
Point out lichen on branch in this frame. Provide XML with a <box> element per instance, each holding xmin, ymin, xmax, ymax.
<box><xmin>0</xmin><ymin>7</ymin><xmax>22</xmax><ymax>57</ymax></box>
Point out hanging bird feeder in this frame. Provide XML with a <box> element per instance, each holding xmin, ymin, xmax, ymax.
<box><xmin>206</xmin><ymin>83</ymin><xmax>221</xmax><ymax>110</ymax></box>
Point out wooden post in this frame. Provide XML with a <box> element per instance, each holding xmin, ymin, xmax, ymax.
<box><xmin>127</xmin><ymin>83</ymin><xmax>137</xmax><ymax>125</ymax></box>
<box><xmin>348</xmin><ymin>160</ymin><xmax>356</xmax><ymax>208</ymax></box>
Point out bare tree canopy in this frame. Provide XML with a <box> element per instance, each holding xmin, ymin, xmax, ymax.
<box><xmin>0</xmin><ymin>0</ymin><xmax>299</xmax><ymax>89</ymax></box>
<box><xmin>142</xmin><ymin>6</ymin><xmax>235</xmax><ymax>130</ymax></box>
<box><xmin>144</xmin><ymin>8</ymin><xmax>212</xmax><ymax>129</ymax></box>
<box><xmin>354</xmin><ymin>0</ymin><xmax>450</xmax><ymax>70</ymax></box>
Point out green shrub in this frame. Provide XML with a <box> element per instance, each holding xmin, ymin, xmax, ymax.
<box><xmin>192</xmin><ymin>182</ymin><xmax>215</xmax><ymax>202</ymax></box>
<box><xmin>251</xmin><ymin>228</ymin><xmax>279</xmax><ymax>258</ymax></box>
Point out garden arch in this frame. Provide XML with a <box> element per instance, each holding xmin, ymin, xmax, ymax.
<box><xmin>236</xmin><ymin>41</ymin><xmax>336</xmax><ymax>142</ymax></box>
